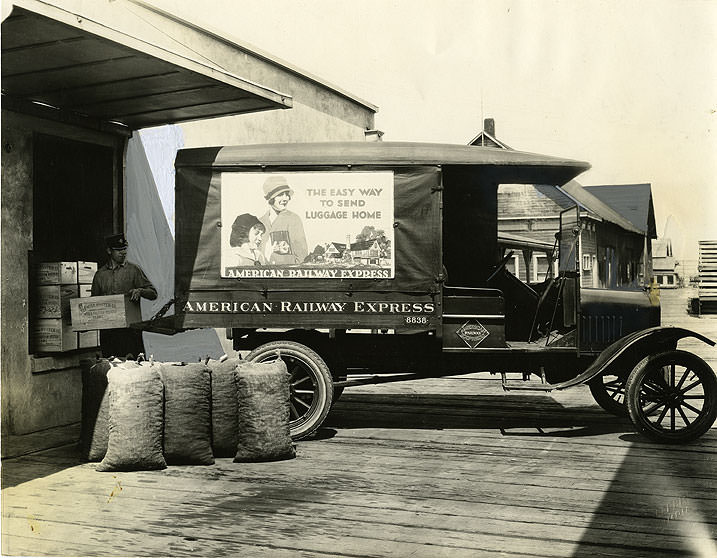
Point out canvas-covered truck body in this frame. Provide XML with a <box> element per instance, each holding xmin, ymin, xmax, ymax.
<box><xmin>166</xmin><ymin>141</ymin><xmax>716</xmax><ymax>443</ymax></box>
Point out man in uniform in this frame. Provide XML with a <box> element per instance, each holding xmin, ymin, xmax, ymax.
<box><xmin>91</xmin><ymin>233</ymin><xmax>157</xmax><ymax>359</ymax></box>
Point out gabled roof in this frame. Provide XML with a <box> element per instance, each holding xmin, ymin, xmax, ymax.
<box><xmin>652</xmin><ymin>238</ymin><xmax>673</xmax><ymax>257</ymax></box>
<box><xmin>350</xmin><ymin>239</ymin><xmax>378</xmax><ymax>251</ymax></box>
<box><xmin>559</xmin><ymin>180</ymin><xmax>644</xmax><ymax>235</ymax></box>
<box><xmin>583</xmin><ymin>183</ymin><xmax>656</xmax><ymax>239</ymax></box>
<box><xmin>467</xmin><ymin>130</ymin><xmax>512</xmax><ymax>150</ymax></box>
<box><xmin>327</xmin><ymin>239</ymin><xmax>378</xmax><ymax>252</ymax></box>
<box><xmin>533</xmin><ymin>184</ymin><xmax>581</xmax><ymax>210</ymax></box>
<box><xmin>464</xmin><ymin>122</ymin><xmax>651</xmax><ymax>238</ymax></box>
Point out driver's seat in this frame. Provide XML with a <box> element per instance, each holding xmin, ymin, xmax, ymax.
<box><xmin>486</xmin><ymin>267</ymin><xmax>539</xmax><ymax>341</ymax></box>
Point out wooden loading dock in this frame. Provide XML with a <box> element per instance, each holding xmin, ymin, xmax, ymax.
<box><xmin>2</xmin><ymin>288</ymin><xmax>715</xmax><ymax>557</ymax></box>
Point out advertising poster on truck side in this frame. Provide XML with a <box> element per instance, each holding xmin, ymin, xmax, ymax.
<box><xmin>220</xmin><ymin>171</ymin><xmax>395</xmax><ymax>280</ymax></box>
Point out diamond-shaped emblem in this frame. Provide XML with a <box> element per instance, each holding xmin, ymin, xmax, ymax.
<box><xmin>456</xmin><ymin>320</ymin><xmax>490</xmax><ymax>348</ymax></box>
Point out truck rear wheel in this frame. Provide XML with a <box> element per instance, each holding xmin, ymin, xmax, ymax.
<box><xmin>246</xmin><ymin>340</ymin><xmax>333</xmax><ymax>440</ymax></box>
<box><xmin>626</xmin><ymin>350</ymin><xmax>717</xmax><ymax>444</ymax></box>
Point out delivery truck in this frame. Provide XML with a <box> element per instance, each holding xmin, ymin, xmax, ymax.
<box><xmin>152</xmin><ymin>141</ymin><xmax>716</xmax><ymax>443</ymax></box>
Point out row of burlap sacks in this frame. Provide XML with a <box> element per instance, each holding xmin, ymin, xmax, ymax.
<box><xmin>81</xmin><ymin>356</ymin><xmax>296</xmax><ymax>471</ymax></box>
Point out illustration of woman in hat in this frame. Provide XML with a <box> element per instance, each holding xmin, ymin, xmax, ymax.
<box><xmin>258</xmin><ymin>175</ymin><xmax>308</xmax><ymax>265</ymax></box>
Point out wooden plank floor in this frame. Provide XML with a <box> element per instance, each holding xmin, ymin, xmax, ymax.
<box><xmin>2</xmin><ymin>288</ymin><xmax>716</xmax><ymax>557</ymax></box>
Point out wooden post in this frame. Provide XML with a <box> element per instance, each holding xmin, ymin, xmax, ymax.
<box><xmin>523</xmin><ymin>250</ymin><xmax>533</xmax><ymax>283</ymax></box>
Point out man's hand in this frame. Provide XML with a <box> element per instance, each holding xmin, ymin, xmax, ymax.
<box><xmin>129</xmin><ymin>288</ymin><xmax>143</xmax><ymax>301</ymax></box>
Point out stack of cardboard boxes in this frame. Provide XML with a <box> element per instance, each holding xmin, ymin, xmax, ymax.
<box><xmin>31</xmin><ymin>261</ymin><xmax>99</xmax><ymax>353</ymax></box>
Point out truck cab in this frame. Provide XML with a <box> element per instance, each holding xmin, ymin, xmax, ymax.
<box><xmin>439</xmin><ymin>166</ymin><xmax>659</xmax><ymax>360</ymax></box>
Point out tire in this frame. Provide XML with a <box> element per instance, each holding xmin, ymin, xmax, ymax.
<box><xmin>246</xmin><ymin>341</ymin><xmax>333</xmax><ymax>441</ymax></box>
<box><xmin>626</xmin><ymin>350</ymin><xmax>717</xmax><ymax>444</ymax></box>
<box><xmin>588</xmin><ymin>373</ymin><xmax>629</xmax><ymax>417</ymax></box>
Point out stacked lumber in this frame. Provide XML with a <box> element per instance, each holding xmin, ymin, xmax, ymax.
<box><xmin>698</xmin><ymin>240</ymin><xmax>717</xmax><ymax>313</ymax></box>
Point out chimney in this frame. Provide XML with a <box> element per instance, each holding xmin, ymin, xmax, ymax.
<box><xmin>483</xmin><ymin>118</ymin><xmax>495</xmax><ymax>137</ymax></box>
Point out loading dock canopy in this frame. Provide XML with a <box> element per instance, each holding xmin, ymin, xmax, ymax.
<box><xmin>1</xmin><ymin>1</ymin><xmax>292</xmax><ymax>130</ymax></box>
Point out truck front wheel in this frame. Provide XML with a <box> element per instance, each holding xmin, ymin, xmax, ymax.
<box><xmin>588</xmin><ymin>372</ymin><xmax>628</xmax><ymax>417</ymax></box>
<box><xmin>246</xmin><ymin>341</ymin><xmax>333</xmax><ymax>440</ymax></box>
<box><xmin>626</xmin><ymin>350</ymin><xmax>717</xmax><ymax>443</ymax></box>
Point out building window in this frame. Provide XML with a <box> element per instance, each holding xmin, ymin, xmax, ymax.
<box><xmin>506</xmin><ymin>254</ymin><xmax>520</xmax><ymax>278</ymax></box>
<box><xmin>532</xmin><ymin>254</ymin><xmax>549</xmax><ymax>283</ymax></box>
<box><xmin>582</xmin><ymin>254</ymin><xmax>592</xmax><ymax>270</ymax></box>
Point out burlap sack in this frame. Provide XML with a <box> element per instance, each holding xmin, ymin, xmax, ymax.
<box><xmin>160</xmin><ymin>362</ymin><xmax>214</xmax><ymax>465</ymax></box>
<box><xmin>81</xmin><ymin>359</ymin><xmax>140</xmax><ymax>461</ymax></box>
<box><xmin>97</xmin><ymin>364</ymin><xmax>166</xmax><ymax>472</ymax></box>
<box><xmin>234</xmin><ymin>359</ymin><xmax>296</xmax><ymax>462</ymax></box>
<box><xmin>80</xmin><ymin>359</ymin><xmax>111</xmax><ymax>461</ymax></box>
<box><xmin>207</xmin><ymin>357</ymin><xmax>241</xmax><ymax>458</ymax></box>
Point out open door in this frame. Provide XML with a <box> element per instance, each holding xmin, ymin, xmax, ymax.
<box><xmin>559</xmin><ymin>207</ymin><xmax>580</xmax><ymax>330</ymax></box>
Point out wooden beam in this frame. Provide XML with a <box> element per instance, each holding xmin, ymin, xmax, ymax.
<box><xmin>1</xmin><ymin>94</ymin><xmax>131</xmax><ymax>137</ymax></box>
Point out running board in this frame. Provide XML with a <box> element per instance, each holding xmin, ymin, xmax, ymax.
<box><xmin>502</xmin><ymin>381</ymin><xmax>556</xmax><ymax>392</ymax></box>
<box><xmin>501</xmin><ymin>368</ymin><xmax>555</xmax><ymax>392</ymax></box>
<box><xmin>333</xmin><ymin>373</ymin><xmax>424</xmax><ymax>388</ymax></box>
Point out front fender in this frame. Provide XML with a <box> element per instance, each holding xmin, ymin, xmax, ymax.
<box><xmin>554</xmin><ymin>326</ymin><xmax>714</xmax><ymax>390</ymax></box>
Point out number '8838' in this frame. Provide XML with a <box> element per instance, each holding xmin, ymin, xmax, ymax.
<box><xmin>404</xmin><ymin>315</ymin><xmax>429</xmax><ymax>326</ymax></box>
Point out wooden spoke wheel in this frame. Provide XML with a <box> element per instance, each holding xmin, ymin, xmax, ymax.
<box><xmin>588</xmin><ymin>372</ymin><xmax>629</xmax><ymax>417</ymax></box>
<box><xmin>246</xmin><ymin>341</ymin><xmax>333</xmax><ymax>440</ymax></box>
<box><xmin>626</xmin><ymin>350</ymin><xmax>717</xmax><ymax>444</ymax></box>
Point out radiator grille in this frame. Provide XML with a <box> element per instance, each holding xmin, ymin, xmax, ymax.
<box><xmin>581</xmin><ymin>314</ymin><xmax>623</xmax><ymax>347</ymax></box>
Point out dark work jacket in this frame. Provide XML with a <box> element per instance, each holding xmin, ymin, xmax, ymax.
<box><xmin>91</xmin><ymin>260</ymin><xmax>157</xmax><ymax>359</ymax></box>
<box><xmin>91</xmin><ymin>261</ymin><xmax>157</xmax><ymax>299</ymax></box>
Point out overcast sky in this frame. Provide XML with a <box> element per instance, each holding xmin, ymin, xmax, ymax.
<box><xmin>166</xmin><ymin>0</ymin><xmax>716</xmax><ymax>263</ymax></box>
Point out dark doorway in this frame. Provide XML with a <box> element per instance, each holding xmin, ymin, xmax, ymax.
<box><xmin>33</xmin><ymin>133</ymin><xmax>115</xmax><ymax>263</ymax></box>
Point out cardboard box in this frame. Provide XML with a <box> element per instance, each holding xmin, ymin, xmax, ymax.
<box><xmin>35</xmin><ymin>262</ymin><xmax>78</xmax><ymax>285</ymax></box>
<box><xmin>77</xmin><ymin>261</ymin><xmax>98</xmax><ymax>283</ymax></box>
<box><xmin>70</xmin><ymin>294</ymin><xmax>142</xmax><ymax>331</ymax></box>
<box><xmin>78</xmin><ymin>330</ymin><xmax>100</xmax><ymax>348</ymax></box>
<box><xmin>31</xmin><ymin>318</ymin><xmax>78</xmax><ymax>352</ymax></box>
<box><xmin>78</xmin><ymin>284</ymin><xmax>93</xmax><ymax>298</ymax></box>
<box><xmin>33</xmin><ymin>284</ymin><xmax>79</xmax><ymax>318</ymax></box>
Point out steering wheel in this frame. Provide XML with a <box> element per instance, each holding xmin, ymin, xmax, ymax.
<box><xmin>486</xmin><ymin>250</ymin><xmax>514</xmax><ymax>283</ymax></box>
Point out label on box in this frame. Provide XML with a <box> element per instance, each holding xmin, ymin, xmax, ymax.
<box><xmin>35</xmin><ymin>262</ymin><xmax>78</xmax><ymax>285</ymax></box>
<box><xmin>70</xmin><ymin>294</ymin><xmax>142</xmax><ymax>331</ymax></box>
<box><xmin>32</xmin><ymin>318</ymin><xmax>78</xmax><ymax>352</ymax></box>
<box><xmin>34</xmin><ymin>285</ymin><xmax>79</xmax><ymax>318</ymax></box>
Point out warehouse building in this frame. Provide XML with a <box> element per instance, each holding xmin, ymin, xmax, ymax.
<box><xmin>1</xmin><ymin>0</ymin><xmax>377</xmax><ymax>453</ymax></box>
